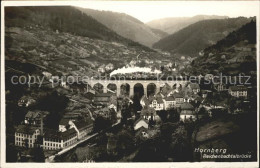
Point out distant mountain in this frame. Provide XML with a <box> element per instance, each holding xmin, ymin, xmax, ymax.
<box><xmin>153</xmin><ymin>17</ymin><xmax>252</xmax><ymax>57</ymax></box>
<box><xmin>5</xmin><ymin>6</ymin><xmax>171</xmax><ymax>78</ymax></box>
<box><xmin>184</xmin><ymin>19</ymin><xmax>256</xmax><ymax>76</ymax></box>
<box><xmin>146</xmin><ymin>15</ymin><xmax>228</xmax><ymax>34</ymax></box>
<box><xmin>76</xmin><ymin>7</ymin><xmax>167</xmax><ymax>47</ymax></box>
<box><xmin>5</xmin><ymin>6</ymin><xmax>152</xmax><ymax>51</ymax></box>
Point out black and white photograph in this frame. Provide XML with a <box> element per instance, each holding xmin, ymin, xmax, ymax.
<box><xmin>1</xmin><ymin>0</ymin><xmax>259</xmax><ymax>167</ymax></box>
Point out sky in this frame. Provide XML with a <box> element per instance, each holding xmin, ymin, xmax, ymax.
<box><xmin>74</xmin><ymin>1</ymin><xmax>259</xmax><ymax>23</ymax></box>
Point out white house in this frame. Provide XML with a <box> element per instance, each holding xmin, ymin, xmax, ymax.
<box><xmin>24</xmin><ymin>110</ymin><xmax>49</xmax><ymax>126</ymax></box>
<box><xmin>173</xmin><ymin>92</ymin><xmax>184</xmax><ymax>107</ymax></box>
<box><xmin>149</xmin><ymin>96</ymin><xmax>164</xmax><ymax>111</ymax></box>
<box><xmin>43</xmin><ymin>128</ymin><xmax>78</xmax><ymax>150</ymax></box>
<box><xmin>59</xmin><ymin>118</ymin><xmax>71</xmax><ymax>132</ymax></box>
<box><xmin>18</xmin><ymin>96</ymin><xmax>36</xmax><ymax>107</ymax></box>
<box><xmin>98</xmin><ymin>64</ymin><xmax>105</xmax><ymax>73</ymax></box>
<box><xmin>134</xmin><ymin>118</ymin><xmax>149</xmax><ymax>130</ymax></box>
<box><xmin>166</xmin><ymin>62</ymin><xmax>173</xmax><ymax>68</ymax></box>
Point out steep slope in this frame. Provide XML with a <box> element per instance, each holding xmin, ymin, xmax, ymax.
<box><xmin>184</xmin><ymin>19</ymin><xmax>256</xmax><ymax>76</ymax></box>
<box><xmin>146</xmin><ymin>15</ymin><xmax>228</xmax><ymax>34</ymax></box>
<box><xmin>5</xmin><ymin>6</ymin><xmax>166</xmax><ymax>77</ymax></box>
<box><xmin>5</xmin><ymin>6</ymin><xmax>151</xmax><ymax>50</ymax></box>
<box><xmin>153</xmin><ymin>17</ymin><xmax>252</xmax><ymax>57</ymax></box>
<box><xmin>76</xmin><ymin>7</ymin><xmax>166</xmax><ymax>47</ymax></box>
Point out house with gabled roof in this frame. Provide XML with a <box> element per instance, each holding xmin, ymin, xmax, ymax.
<box><xmin>180</xmin><ymin>102</ymin><xmax>196</xmax><ymax>122</ymax></box>
<box><xmin>93</xmin><ymin>93</ymin><xmax>116</xmax><ymax>107</ymax></box>
<box><xmin>15</xmin><ymin>125</ymin><xmax>41</xmax><ymax>148</ymax></box>
<box><xmin>69</xmin><ymin>119</ymin><xmax>93</xmax><ymax>140</ymax></box>
<box><xmin>140</xmin><ymin>93</ymin><xmax>165</xmax><ymax>111</ymax></box>
<box><xmin>98</xmin><ymin>64</ymin><xmax>105</xmax><ymax>73</ymax></box>
<box><xmin>43</xmin><ymin>128</ymin><xmax>78</xmax><ymax>150</ymax></box>
<box><xmin>164</xmin><ymin>96</ymin><xmax>175</xmax><ymax>110</ymax></box>
<box><xmin>133</xmin><ymin>117</ymin><xmax>149</xmax><ymax>131</ymax></box>
<box><xmin>188</xmin><ymin>83</ymin><xmax>200</xmax><ymax>94</ymax></box>
<box><xmin>172</xmin><ymin>92</ymin><xmax>184</xmax><ymax>107</ymax></box>
<box><xmin>18</xmin><ymin>95</ymin><xmax>36</xmax><ymax>107</ymax></box>
<box><xmin>24</xmin><ymin>110</ymin><xmax>49</xmax><ymax>126</ymax></box>
<box><xmin>59</xmin><ymin>118</ymin><xmax>71</xmax><ymax>132</ymax></box>
<box><xmin>160</xmin><ymin>83</ymin><xmax>175</xmax><ymax>97</ymax></box>
<box><xmin>149</xmin><ymin>94</ymin><xmax>164</xmax><ymax>111</ymax></box>
<box><xmin>140</xmin><ymin>106</ymin><xmax>157</xmax><ymax>121</ymax></box>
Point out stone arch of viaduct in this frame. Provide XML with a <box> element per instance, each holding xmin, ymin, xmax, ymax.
<box><xmin>86</xmin><ymin>80</ymin><xmax>187</xmax><ymax>97</ymax></box>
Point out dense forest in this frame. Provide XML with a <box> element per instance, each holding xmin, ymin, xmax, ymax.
<box><xmin>204</xmin><ymin>19</ymin><xmax>256</xmax><ymax>53</ymax></box>
<box><xmin>183</xmin><ymin>19</ymin><xmax>256</xmax><ymax>76</ymax></box>
<box><xmin>153</xmin><ymin>17</ymin><xmax>253</xmax><ymax>57</ymax></box>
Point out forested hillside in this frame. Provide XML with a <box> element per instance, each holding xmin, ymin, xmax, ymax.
<box><xmin>183</xmin><ymin>19</ymin><xmax>256</xmax><ymax>76</ymax></box>
<box><xmin>153</xmin><ymin>17</ymin><xmax>252</xmax><ymax>57</ymax></box>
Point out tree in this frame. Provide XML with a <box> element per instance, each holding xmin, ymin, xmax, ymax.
<box><xmin>71</xmin><ymin>153</ymin><xmax>78</xmax><ymax>162</ymax></box>
<box><xmin>121</xmin><ymin>98</ymin><xmax>133</xmax><ymax>123</ymax></box>
<box><xmin>184</xmin><ymin>121</ymin><xmax>195</xmax><ymax>140</ymax></box>
<box><xmin>93</xmin><ymin>116</ymin><xmax>111</xmax><ymax>132</ymax></box>
<box><xmin>160</xmin><ymin>65</ymin><xmax>165</xmax><ymax>72</ymax></box>
<box><xmin>168</xmin><ymin>108</ymin><xmax>180</xmax><ymax>122</ymax></box>
<box><xmin>110</xmin><ymin>108</ymin><xmax>118</xmax><ymax>124</ymax></box>
<box><xmin>170</xmin><ymin>126</ymin><xmax>192</xmax><ymax>161</ymax></box>
<box><xmin>24</xmin><ymin>138</ymin><xmax>29</xmax><ymax>149</ymax></box>
<box><xmin>6</xmin><ymin>145</ymin><xmax>18</xmax><ymax>162</ymax></box>
<box><xmin>157</xmin><ymin>110</ymin><xmax>168</xmax><ymax>123</ymax></box>
<box><xmin>116</xmin><ymin>129</ymin><xmax>134</xmax><ymax>155</ymax></box>
<box><xmin>37</xmin><ymin>91</ymin><xmax>69</xmax><ymax>129</ymax></box>
<box><xmin>160</xmin><ymin>122</ymin><xmax>179</xmax><ymax>141</ymax></box>
<box><xmin>32</xmin><ymin>146</ymin><xmax>45</xmax><ymax>162</ymax></box>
